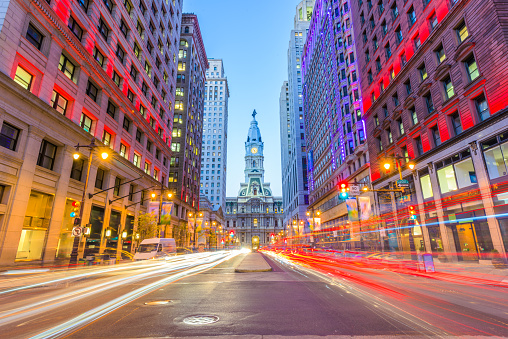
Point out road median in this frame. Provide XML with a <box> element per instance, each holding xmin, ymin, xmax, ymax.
<box><xmin>235</xmin><ymin>253</ymin><xmax>272</xmax><ymax>273</ymax></box>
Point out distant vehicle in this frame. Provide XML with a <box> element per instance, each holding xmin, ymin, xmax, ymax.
<box><xmin>133</xmin><ymin>238</ymin><xmax>176</xmax><ymax>260</ymax></box>
<box><xmin>251</xmin><ymin>236</ymin><xmax>260</xmax><ymax>252</ymax></box>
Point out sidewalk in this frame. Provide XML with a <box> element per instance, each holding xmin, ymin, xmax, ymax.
<box><xmin>235</xmin><ymin>253</ymin><xmax>272</xmax><ymax>273</ymax></box>
<box><xmin>432</xmin><ymin>260</ymin><xmax>508</xmax><ymax>282</ymax></box>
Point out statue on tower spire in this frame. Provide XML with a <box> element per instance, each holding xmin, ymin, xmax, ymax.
<box><xmin>252</xmin><ymin>110</ymin><xmax>257</xmax><ymax>119</ymax></box>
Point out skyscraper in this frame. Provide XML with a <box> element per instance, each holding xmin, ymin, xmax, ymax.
<box><xmin>169</xmin><ymin>14</ymin><xmax>207</xmax><ymax>244</ymax></box>
<box><xmin>201</xmin><ymin>59</ymin><xmax>229</xmax><ymax>210</ymax></box>
<box><xmin>0</xmin><ymin>0</ymin><xmax>183</xmax><ymax>265</ymax></box>
<box><xmin>280</xmin><ymin>0</ymin><xmax>314</xmax><ymax>236</ymax></box>
<box><xmin>226</xmin><ymin>111</ymin><xmax>283</xmax><ymax>246</ymax></box>
<box><xmin>352</xmin><ymin>0</ymin><xmax>508</xmax><ymax>258</ymax></box>
<box><xmin>302</xmin><ymin>0</ymin><xmax>374</xmax><ymax>249</ymax></box>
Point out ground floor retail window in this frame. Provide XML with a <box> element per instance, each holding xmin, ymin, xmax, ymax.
<box><xmin>16</xmin><ymin>191</ymin><xmax>53</xmax><ymax>261</ymax></box>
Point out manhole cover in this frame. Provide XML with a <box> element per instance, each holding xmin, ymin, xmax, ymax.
<box><xmin>144</xmin><ymin>300</ymin><xmax>172</xmax><ymax>305</ymax></box>
<box><xmin>183</xmin><ymin>315</ymin><xmax>219</xmax><ymax>325</ymax></box>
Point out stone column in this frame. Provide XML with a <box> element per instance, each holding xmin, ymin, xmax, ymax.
<box><xmin>43</xmin><ymin>145</ymin><xmax>75</xmax><ymax>263</ymax></box>
<box><xmin>469</xmin><ymin>142</ymin><xmax>506</xmax><ymax>255</ymax></box>
<box><xmin>0</xmin><ymin>126</ymin><xmax>44</xmax><ymax>265</ymax></box>
<box><xmin>428</xmin><ymin>164</ymin><xmax>458</xmax><ymax>262</ymax></box>
<box><xmin>412</xmin><ymin>172</ymin><xmax>432</xmax><ymax>253</ymax></box>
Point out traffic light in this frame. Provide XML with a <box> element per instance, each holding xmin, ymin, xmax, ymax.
<box><xmin>408</xmin><ymin>205</ymin><xmax>417</xmax><ymax>220</ymax></box>
<box><xmin>70</xmin><ymin>201</ymin><xmax>80</xmax><ymax>218</ymax></box>
<box><xmin>229</xmin><ymin>230</ymin><xmax>235</xmax><ymax>238</ymax></box>
<box><xmin>339</xmin><ymin>181</ymin><xmax>349</xmax><ymax>199</ymax></box>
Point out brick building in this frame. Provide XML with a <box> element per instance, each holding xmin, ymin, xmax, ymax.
<box><xmin>352</xmin><ymin>0</ymin><xmax>508</xmax><ymax>260</ymax></box>
<box><xmin>0</xmin><ymin>0</ymin><xmax>184</xmax><ymax>265</ymax></box>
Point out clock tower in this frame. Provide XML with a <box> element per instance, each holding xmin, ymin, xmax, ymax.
<box><xmin>245</xmin><ymin>110</ymin><xmax>265</xmax><ymax>182</ymax></box>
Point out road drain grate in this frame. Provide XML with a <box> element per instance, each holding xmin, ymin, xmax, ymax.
<box><xmin>144</xmin><ymin>300</ymin><xmax>172</xmax><ymax>305</ymax></box>
<box><xmin>183</xmin><ymin>315</ymin><xmax>219</xmax><ymax>325</ymax></box>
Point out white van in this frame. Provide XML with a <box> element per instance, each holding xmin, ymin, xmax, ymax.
<box><xmin>133</xmin><ymin>238</ymin><xmax>176</xmax><ymax>260</ymax></box>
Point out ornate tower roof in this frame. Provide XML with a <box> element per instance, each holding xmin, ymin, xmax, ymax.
<box><xmin>246</xmin><ymin>110</ymin><xmax>262</xmax><ymax>144</ymax></box>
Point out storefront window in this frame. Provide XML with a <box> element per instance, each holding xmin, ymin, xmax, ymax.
<box><xmin>420</xmin><ymin>174</ymin><xmax>433</xmax><ymax>199</ymax></box>
<box><xmin>437</xmin><ymin>165</ymin><xmax>457</xmax><ymax>194</ymax></box>
<box><xmin>436</xmin><ymin>150</ymin><xmax>477</xmax><ymax>194</ymax></box>
<box><xmin>484</xmin><ymin>142</ymin><xmax>508</xmax><ymax>179</ymax></box>
<box><xmin>16</xmin><ymin>191</ymin><xmax>54</xmax><ymax>261</ymax></box>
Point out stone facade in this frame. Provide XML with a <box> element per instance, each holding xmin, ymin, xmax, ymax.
<box><xmin>225</xmin><ymin>112</ymin><xmax>283</xmax><ymax>246</ymax></box>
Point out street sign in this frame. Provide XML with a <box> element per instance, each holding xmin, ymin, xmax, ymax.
<box><xmin>349</xmin><ymin>185</ymin><xmax>360</xmax><ymax>196</ymax></box>
<box><xmin>397</xmin><ymin>179</ymin><xmax>409</xmax><ymax>188</ymax></box>
<box><xmin>398</xmin><ymin>195</ymin><xmax>411</xmax><ymax>203</ymax></box>
<box><xmin>73</xmin><ymin>218</ymin><xmax>81</xmax><ymax>226</ymax></box>
<box><xmin>72</xmin><ymin>226</ymin><xmax>83</xmax><ymax>237</ymax></box>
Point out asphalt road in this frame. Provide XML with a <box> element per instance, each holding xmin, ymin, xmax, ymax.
<box><xmin>1</xmin><ymin>250</ymin><xmax>508</xmax><ymax>338</ymax></box>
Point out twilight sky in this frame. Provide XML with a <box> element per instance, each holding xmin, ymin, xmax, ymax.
<box><xmin>183</xmin><ymin>0</ymin><xmax>302</xmax><ymax>197</ymax></box>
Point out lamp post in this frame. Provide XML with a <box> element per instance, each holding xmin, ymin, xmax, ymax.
<box><xmin>69</xmin><ymin>139</ymin><xmax>109</xmax><ymax>266</ymax></box>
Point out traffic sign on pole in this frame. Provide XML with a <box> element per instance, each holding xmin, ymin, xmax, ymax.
<box><xmin>397</xmin><ymin>179</ymin><xmax>409</xmax><ymax>188</ymax></box>
<box><xmin>349</xmin><ymin>185</ymin><xmax>360</xmax><ymax>196</ymax></box>
<box><xmin>72</xmin><ymin>226</ymin><xmax>83</xmax><ymax>237</ymax></box>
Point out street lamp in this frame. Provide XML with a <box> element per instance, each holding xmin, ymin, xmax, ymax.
<box><xmin>69</xmin><ymin>139</ymin><xmax>110</xmax><ymax>266</ymax></box>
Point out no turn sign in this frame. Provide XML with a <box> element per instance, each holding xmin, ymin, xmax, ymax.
<box><xmin>72</xmin><ymin>226</ymin><xmax>83</xmax><ymax>237</ymax></box>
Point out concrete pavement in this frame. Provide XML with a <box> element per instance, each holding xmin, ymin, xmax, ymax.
<box><xmin>235</xmin><ymin>252</ymin><xmax>272</xmax><ymax>272</ymax></box>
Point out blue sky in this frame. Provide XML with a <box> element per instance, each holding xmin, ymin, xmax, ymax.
<box><xmin>183</xmin><ymin>0</ymin><xmax>301</xmax><ymax>197</ymax></box>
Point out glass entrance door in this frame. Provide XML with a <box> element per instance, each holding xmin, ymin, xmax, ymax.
<box><xmin>454</xmin><ymin>223</ymin><xmax>479</xmax><ymax>261</ymax></box>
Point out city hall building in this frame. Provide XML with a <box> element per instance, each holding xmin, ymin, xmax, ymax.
<box><xmin>225</xmin><ymin>111</ymin><xmax>283</xmax><ymax>246</ymax></box>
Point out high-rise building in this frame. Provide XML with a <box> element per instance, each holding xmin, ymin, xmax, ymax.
<box><xmin>201</xmin><ymin>59</ymin><xmax>229</xmax><ymax>210</ymax></box>
<box><xmin>280</xmin><ymin>0</ymin><xmax>313</xmax><ymax>237</ymax></box>
<box><xmin>225</xmin><ymin>111</ymin><xmax>283</xmax><ymax>246</ymax></box>
<box><xmin>302</xmin><ymin>0</ymin><xmax>375</xmax><ymax>249</ymax></box>
<box><xmin>169</xmin><ymin>14</ymin><xmax>207</xmax><ymax>245</ymax></box>
<box><xmin>352</xmin><ymin>0</ymin><xmax>508</xmax><ymax>260</ymax></box>
<box><xmin>0</xmin><ymin>0</ymin><xmax>183</xmax><ymax>266</ymax></box>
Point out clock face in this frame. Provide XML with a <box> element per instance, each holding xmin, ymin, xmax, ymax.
<box><xmin>251</xmin><ymin>147</ymin><xmax>258</xmax><ymax>154</ymax></box>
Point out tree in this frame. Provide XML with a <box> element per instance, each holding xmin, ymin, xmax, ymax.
<box><xmin>137</xmin><ymin>212</ymin><xmax>159</xmax><ymax>241</ymax></box>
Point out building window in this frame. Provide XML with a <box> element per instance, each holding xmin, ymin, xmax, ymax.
<box><xmin>475</xmin><ymin>94</ymin><xmax>490</xmax><ymax>121</ymax></box>
<box><xmin>123</xmin><ymin>116</ymin><xmax>131</xmax><ymax>131</ymax></box>
<box><xmin>59</xmin><ymin>54</ymin><xmax>76</xmax><ymax>81</ymax></box>
<box><xmin>128</xmin><ymin>184</ymin><xmax>134</xmax><ymax>201</ymax></box>
<box><xmin>51</xmin><ymin>90</ymin><xmax>68</xmax><ymax>115</ymax></box>
<box><xmin>103</xmin><ymin>0</ymin><xmax>113</xmax><ymax>12</ymax></box>
<box><xmin>93</xmin><ymin>47</ymin><xmax>105</xmax><ymax>66</ymax></box>
<box><xmin>26</xmin><ymin>23</ymin><xmax>44</xmax><ymax>50</ymax></box>
<box><xmin>431</xmin><ymin>126</ymin><xmax>441</xmax><ymax>147</ymax></box>
<box><xmin>112</xmin><ymin>71</ymin><xmax>121</xmax><ymax>87</ymax></box>
<box><xmin>414</xmin><ymin>136</ymin><xmax>424</xmax><ymax>156</ymax></box>
<box><xmin>178</xmin><ymin>61</ymin><xmax>186</xmax><ymax>71</ymax></box>
<box><xmin>119</xmin><ymin>20</ymin><xmax>128</xmax><ymax>38</ymax></box>
<box><xmin>420</xmin><ymin>173</ymin><xmax>433</xmax><ymax>199</ymax></box>
<box><xmin>70</xmin><ymin>157</ymin><xmax>84</xmax><ymax>181</ymax></box>
<box><xmin>429</xmin><ymin>12</ymin><xmax>438</xmax><ymax>31</ymax></box>
<box><xmin>119</xmin><ymin>143</ymin><xmax>128</xmax><ymax>159</ymax></box>
<box><xmin>0</xmin><ymin>122</ymin><xmax>20</xmax><ymax>151</ymax></box>
<box><xmin>398</xmin><ymin>119</ymin><xmax>404</xmax><ymax>136</ymax></box>
<box><xmin>407</xmin><ymin>6</ymin><xmax>416</xmax><ymax>27</ymax></box>
<box><xmin>144</xmin><ymin>161</ymin><xmax>150</xmax><ymax>174</ymax></box>
<box><xmin>116</xmin><ymin>44</ymin><xmax>125</xmax><ymax>63</ymax></box>
<box><xmin>387</xmin><ymin>129</ymin><xmax>393</xmax><ymax>144</ymax></box>
<box><xmin>80</xmin><ymin>113</ymin><xmax>93</xmax><ymax>133</ymax></box>
<box><xmin>113</xmin><ymin>176</ymin><xmax>121</xmax><ymax>196</ymax></box>
<box><xmin>68</xmin><ymin>16</ymin><xmax>83</xmax><ymax>41</ymax></box>
<box><xmin>424</xmin><ymin>93</ymin><xmax>434</xmax><ymax>114</ymax></box>
<box><xmin>450</xmin><ymin>112</ymin><xmax>463</xmax><ymax>136</ymax></box>
<box><xmin>86</xmin><ymin>81</ymin><xmax>98</xmax><ymax>101</ymax></box>
<box><xmin>102</xmin><ymin>130</ymin><xmax>112</xmax><ymax>146</ymax></box>
<box><xmin>418</xmin><ymin>63</ymin><xmax>428</xmax><ymax>81</ymax></box>
<box><xmin>436</xmin><ymin>150</ymin><xmax>476</xmax><ymax>194</ymax></box>
<box><xmin>465</xmin><ymin>55</ymin><xmax>479</xmax><ymax>82</ymax></box>
<box><xmin>377</xmin><ymin>137</ymin><xmax>383</xmax><ymax>152</ymax></box>
<box><xmin>374</xmin><ymin>115</ymin><xmax>379</xmax><ymax>126</ymax></box>
<box><xmin>133</xmin><ymin>153</ymin><xmax>140</xmax><ymax>167</ymax></box>
<box><xmin>404</xmin><ymin>79</ymin><xmax>412</xmax><ymax>95</ymax></box>
<box><xmin>95</xmin><ymin>168</ymin><xmax>105</xmax><ymax>189</ymax></box>
<box><xmin>127</xmin><ymin>89</ymin><xmax>134</xmax><ymax>102</ymax></box>
<box><xmin>436</xmin><ymin>45</ymin><xmax>446</xmax><ymax>64</ymax></box>
<box><xmin>37</xmin><ymin>140</ymin><xmax>57</xmax><ymax>170</ymax></box>
<box><xmin>443</xmin><ymin>76</ymin><xmax>455</xmax><ymax>100</ymax></box>
<box><xmin>135</xmin><ymin>129</ymin><xmax>142</xmax><ymax>142</ymax></box>
<box><xmin>482</xmin><ymin>134</ymin><xmax>508</xmax><ymax>179</ymax></box>
<box><xmin>14</xmin><ymin>66</ymin><xmax>33</xmax><ymax>90</ymax></box>
<box><xmin>395</xmin><ymin>26</ymin><xmax>403</xmax><ymax>44</ymax></box>
<box><xmin>106</xmin><ymin>101</ymin><xmax>116</xmax><ymax>119</ymax></box>
<box><xmin>414</xmin><ymin>34</ymin><xmax>421</xmax><ymax>50</ymax></box>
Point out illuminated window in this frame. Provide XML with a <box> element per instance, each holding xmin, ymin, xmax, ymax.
<box><xmin>176</xmin><ymin>87</ymin><xmax>184</xmax><ymax>96</ymax></box>
<box><xmin>436</xmin><ymin>45</ymin><xmax>446</xmax><ymax>64</ymax></box>
<box><xmin>51</xmin><ymin>90</ymin><xmax>68</xmax><ymax>115</ymax></box>
<box><xmin>68</xmin><ymin>16</ymin><xmax>83</xmax><ymax>41</ymax></box>
<box><xmin>133</xmin><ymin>153</ymin><xmax>140</xmax><ymax>167</ymax></box>
<box><xmin>93</xmin><ymin>47</ymin><xmax>104</xmax><ymax>66</ymax></box>
<box><xmin>119</xmin><ymin>143</ymin><xmax>128</xmax><ymax>159</ymax></box>
<box><xmin>179</xmin><ymin>49</ymin><xmax>186</xmax><ymax>58</ymax></box>
<box><xmin>102</xmin><ymin>130</ymin><xmax>112</xmax><ymax>146</ymax></box>
<box><xmin>457</xmin><ymin>21</ymin><xmax>469</xmax><ymax>43</ymax></box>
<box><xmin>443</xmin><ymin>76</ymin><xmax>454</xmax><ymax>100</ymax></box>
<box><xmin>465</xmin><ymin>55</ymin><xmax>479</xmax><ymax>81</ymax></box>
<box><xmin>14</xmin><ymin>66</ymin><xmax>33</xmax><ymax>90</ymax></box>
<box><xmin>79</xmin><ymin>115</ymin><xmax>92</xmax><ymax>135</ymax></box>
<box><xmin>178</xmin><ymin>61</ymin><xmax>186</xmax><ymax>71</ymax></box>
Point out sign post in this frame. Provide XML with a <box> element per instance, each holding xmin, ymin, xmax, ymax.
<box><xmin>349</xmin><ymin>185</ymin><xmax>360</xmax><ymax>196</ymax></box>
